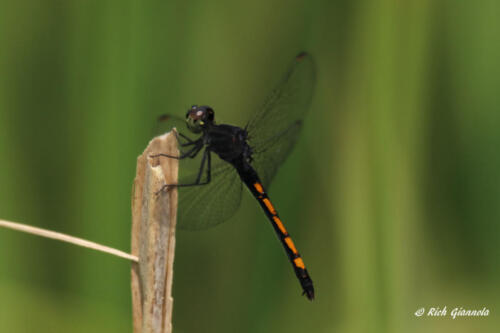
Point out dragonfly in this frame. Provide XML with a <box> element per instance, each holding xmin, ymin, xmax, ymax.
<box><xmin>153</xmin><ymin>52</ymin><xmax>316</xmax><ymax>300</ymax></box>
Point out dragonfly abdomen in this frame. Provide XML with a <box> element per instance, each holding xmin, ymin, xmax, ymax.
<box><xmin>236</xmin><ymin>162</ymin><xmax>314</xmax><ymax>300</ymax></box>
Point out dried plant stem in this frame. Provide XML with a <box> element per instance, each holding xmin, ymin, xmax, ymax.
<box><xmin>131</xmin><ymin>130</ymin><xmax>179</xmax><ymax>333</ymax></box>
<box><xmin>0</xmin><ymin>218</ymin><xmax>138</xmax><ymax>262</ymax></box>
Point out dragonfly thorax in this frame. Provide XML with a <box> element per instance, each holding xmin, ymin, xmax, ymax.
<box><xmin>206</xmin><ymin>124</ymin><xmax>252</xmax><ymax>164</ymax></box>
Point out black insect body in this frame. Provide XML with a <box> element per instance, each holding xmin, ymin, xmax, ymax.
<box><xmin>154</xmin><ymin>53</ymin><xmax>316</xmax><ymax>300</ymax></box>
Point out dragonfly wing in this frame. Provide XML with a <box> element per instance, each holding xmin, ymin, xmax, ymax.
<box><xmin>154</xmin><ymin>113</ymin><xmax>199</xmax><ymax>143</ymax></box>
<box><xmin>250</xmin><ymin>121</ymin><xmax>303</xmax><ymax>188</ymax></box>
<box><xmin>177</xmin><ymin>156</ymin><xmax>243</xmax><ymax>230</ymax></box>
<box><xmin>246</xmin><ymin>52</ymin><xmax>316</xmax><ymax>187</ymax></box>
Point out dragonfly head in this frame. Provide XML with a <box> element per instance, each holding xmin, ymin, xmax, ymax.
<box><xmin>186</xmin><ymin>105</ymin><xmax>215</xmax><ymax>133</ymax></box>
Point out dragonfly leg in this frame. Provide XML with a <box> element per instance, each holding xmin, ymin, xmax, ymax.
<box><xmin>177</xmin><ymin>132</ymin><xmax>196</xmax><ymax>146</ymax></box>
<box><xmin>173</xmin><ymin>131</ymin><xmax>198</xmax><ymax>147</ymax></box>
<box><xmin>188</xmin><ymin>148</ymin><xmax>211</xmax><ymax>186</ymax></box>
<box><xmin>150</xmin><ymin>140</ymin><xmax>203</xmax><ymax>160</ymax></box>
<box><xmin>155</xmin><ymin>149</ymin><xmax>212</xmax><ymax>194</ymax></box>
<box><xmin>195</xmin><ymin>149</ymin><xmax>211</xmax><ymax>184</ymax></box>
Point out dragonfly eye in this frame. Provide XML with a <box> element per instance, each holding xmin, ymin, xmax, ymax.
<box><xmin>186</xmin><ymin>105</ymin><xmax>213</xmax><ymax>133</ymax></box>
<box><xmin>186</xmin><ymin>105</ymin><xmax>198</xmax><ymax>118</ymax></box>
<box><xmin>186</xmin><ymin>105</ymin><xmax>214</xmax><ymax>133</ymax></box>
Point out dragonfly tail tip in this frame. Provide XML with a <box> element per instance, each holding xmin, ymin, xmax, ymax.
<box><xmin>303</xmin><ymin>288</ymin><xmax>315</xmax><ymax>301</ymax></box>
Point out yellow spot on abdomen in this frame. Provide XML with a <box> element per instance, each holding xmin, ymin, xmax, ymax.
<box><xmin>294</xmin><ymin>257</ymin><xmax>305</xmax><ymax>269</ymax></box>
<box><xmin>284</xmin><ymin>236</ymin><xmax>298</xmax><ymax>254</ymax></box>
<box><xmin>253</xmin><ymin>182</ymin><xmax>264</xmax><ymax>194</ymax></box>
<box><xmin>273</xmin><ymin>216</ymin><xmax>287</xmax><ymax>235</ymax></box>
<box><xmin>262</xmin><ymin>198</ymin><xmax>276</xmax><ymax>215</ymax></box>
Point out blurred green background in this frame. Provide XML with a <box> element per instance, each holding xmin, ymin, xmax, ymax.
<box><xmin>1</xmin><ymin>0</ymin><xmax>499</xmax><ymax>332</ymax></box>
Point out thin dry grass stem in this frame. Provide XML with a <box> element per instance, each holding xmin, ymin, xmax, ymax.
<box><xmin>0</xmin><ymin>218</ymin><xmax>138</xmax><ymax>262</ymax></box>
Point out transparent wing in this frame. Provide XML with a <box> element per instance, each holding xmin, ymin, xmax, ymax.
<box><xmin>247</xmin><ymin>52</ymin><xmax>316</xmax><ymax>188</ymax></box>
<box><xmin>154</xmin><ymin>114</ymin><xmax>192</xmax><ymax>141</ymax></box>
<box><xmin>177</xmin><ymin>156</ymin><xmax>243</xmax><ymax>230</ymax></box>
<box><xmin>250</xmin><ymin>120</ymin><xmax>303</xmax><ymax>188</ymax></box>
